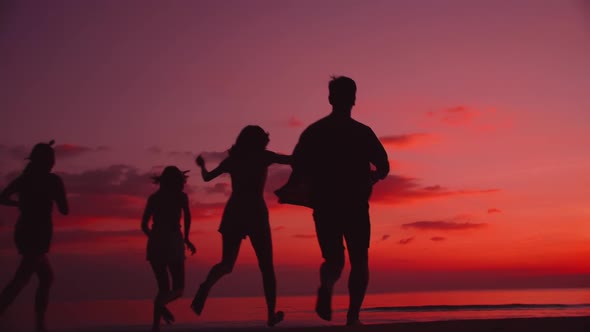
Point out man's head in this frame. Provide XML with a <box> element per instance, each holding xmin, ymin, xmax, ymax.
<box><xmin>328</xmin><ymin>76</ymin><xmax>356</xmax><ymax>112</ymax></box>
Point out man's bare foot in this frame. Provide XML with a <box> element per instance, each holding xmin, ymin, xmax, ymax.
<box><xmin>346</xmin><ymin>318</ymin><xmax>364</xmax><ymax>327</ymax></box>
<box><xmin>315</xmin><ymin>287</ymin><xmax>332</xmax><ymax>321</ymax></box>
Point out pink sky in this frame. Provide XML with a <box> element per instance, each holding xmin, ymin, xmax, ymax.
<box><xmin>1</xmin><ymin>0</ymin><xmax>589</xmax><ymax>301</ymax></box>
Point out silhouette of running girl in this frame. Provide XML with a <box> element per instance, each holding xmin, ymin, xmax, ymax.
<box><xmin>190</xmin><ymin>125</ymin><xmax>289</xmax><ymax>327</ymax></box>
<box><xmin>141</xmin><ymin>166</ymin><xmax>196</xmax><ymax>332</ymax></box>
<box><xmin>0</xmin><ymin>140</ymin><xmax>68</xmax><ymax>332</ymax></box>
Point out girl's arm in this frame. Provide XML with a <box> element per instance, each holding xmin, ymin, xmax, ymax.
<box><xmin>182</xmin><ymin>193</ymin><xmax>196</xmax><ymax>255</ymax></box>
<box><xmin>141</xmin><ymin>197</ymin><xmax>153</xmax><ymax>237</ymax></box>
<box><xmin>196</xmin><ymin>155</ymin><xmax>228</xmax><ymax>182</ymax></box>
<box><xmin>0</xmin><ymin>178</ymin><xmax>20</xmax><ymax>207</ymax></box>
<box><xmin>55</xmin><ymin>176</ymin><xmax>69</xmax><ymax>215</ymax></box>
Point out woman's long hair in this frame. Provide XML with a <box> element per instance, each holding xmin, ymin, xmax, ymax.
<box><xmin>21</xmin><ymin>140</ymin><xmax>56</xmax><ymax>178</ymax></box>
<box><xmin>152</xmin><ymin>166</ymin><xmax>188</xmax><ymax>192</ymax></box>
<box><xmin>228</xmin><ymin>125</ymin><xmax>269</xmax><ymax>159</ymax></box>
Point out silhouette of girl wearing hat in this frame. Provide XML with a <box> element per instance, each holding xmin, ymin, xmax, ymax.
<box><xmin>142</xmin><ymin>166</ymin><xmax>196</xmax><ymax>332</ymax></box>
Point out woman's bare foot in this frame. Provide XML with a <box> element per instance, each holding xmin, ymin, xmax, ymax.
<box><xmin>267</xmin><ymin>310</ymin><xmax>285</xmax><ymax>327</ymax></box>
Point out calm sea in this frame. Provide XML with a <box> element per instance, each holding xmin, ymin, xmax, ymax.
<box><xmin>1</xmin><ymin>288</ymin><xmax>589</xmax><ymax>331</ymax></box>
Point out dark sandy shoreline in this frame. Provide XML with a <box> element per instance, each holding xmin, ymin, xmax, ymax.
<box><xmin>75</xmin><ymin>316</ymin><xmax>590</xmax><ymax>332</ymax></box>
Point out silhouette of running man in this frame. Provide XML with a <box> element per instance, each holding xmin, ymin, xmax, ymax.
<box><xmin>291</xmin><ymin>76</ymin><xmax>389</xmax><ymax>325</ymax></box>
<box><xmin>191</xmin><ymin>125</ymin><xmax>289</xmax><ymax>327</ymax></box>
<box><xmin>0</xmin><ymin>140</ymin><xmax>69</xmax><ymax>332</ymax></box>
<box><xmin>142</xmin><ymin>166</ymin><xmax>196</xmax><ymax>332</ymax></box>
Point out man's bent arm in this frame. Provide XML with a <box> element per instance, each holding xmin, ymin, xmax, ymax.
<box><xmin>368</xmin><ymin>129</ymin><xmax>390</xmax><ymax>180</ymax></box>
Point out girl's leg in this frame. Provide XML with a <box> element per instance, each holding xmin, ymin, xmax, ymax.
<box><xmin>157</xmin><ymin>261</ymin><xmax>185</xmax><ymax>309</ymax></box>
<box><xmin>249</xmin><ymin>226</ymin><xmax>283</xmax><ymax>326</ymax></box>
<box><xmin>149</xmin><ymin>262</ymin><xmax>170</xmax><ymax>332</ymax></box>
<box><xmin>34</xmin><ymin>255</ymin><xmax>54</xmax><ymax>332</ymax></box>
<box><xmin>191</xmin><ymin>234</ymin><xmax>241</xmax><ymax>315</ymax></box>
<box><xmin>0</xmin><ymin>255</ymin><xmax>40</xmax><ymax>317</ymax></box>
<box><xmin>167</xmin><ymin>261</ymin><xmax>185</xmax><ymax>302</ymax></box>
<box><xmin>155</xmin><ymin>262</ymin><xmax>185</xmax><ymax>325</ymax></box>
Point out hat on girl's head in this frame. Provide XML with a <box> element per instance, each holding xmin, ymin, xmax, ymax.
<box><xmin>26</xmin><ymin>140</ymin><xmax>55</xmax><ymax>162</ymax></box>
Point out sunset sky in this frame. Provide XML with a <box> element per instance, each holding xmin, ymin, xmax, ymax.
<box><xmin>1</xmin><ymin>0</ymin><xmax>589</xmax><ymax>301</ymax></box>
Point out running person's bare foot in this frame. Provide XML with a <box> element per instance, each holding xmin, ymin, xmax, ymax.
<box><xmin>267</xmin><ymin>310</ymin><xmax>285</xmax><ymax>327</ymax></box>
<box><xmin>315</xmin><ymin>287</ymin><xmax>332</xmax><ymax>321</ymax></box>
<box><xmin>161</xmin><ymin>305</ymin><xmax>175</xmax><ymax>324</ymax></box>
<box><xmin>346</xmin><ymin>318</ymin><xmax>364</xmax><ymax>327</ymax></box>
<box><xmin>190</xmin><ymin>283</ymin><xmax>209</xmax><ymax>315</ymax></box>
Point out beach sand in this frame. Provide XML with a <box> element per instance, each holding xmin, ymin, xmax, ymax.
<box><xmin>79</xmin><ymin>316</ymin><xmax>590</xmax><ymax>332</ymax></box>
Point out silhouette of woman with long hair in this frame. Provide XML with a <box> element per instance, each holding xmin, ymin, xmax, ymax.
<box><xmin>190</xmin><ymin>125</ymin><xmax>290</xmax><ymax>327</ymax></box>
<box><xmin>142</xmin><ymin>166</ymin><xmax>196</xmax><ymax>332</ymax></box>
<box><xmin>0</xmin><ymin>140</ymin><xmax>68</xmax><ymax>332</ymax></box>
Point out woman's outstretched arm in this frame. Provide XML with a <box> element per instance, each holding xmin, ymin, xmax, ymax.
<box><xmin>196</xmin><ymin>155</ymin><xmax>228</xmax><ymax>182</ymax></box>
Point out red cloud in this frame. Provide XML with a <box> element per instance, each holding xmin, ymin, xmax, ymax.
<box><xmin>54</xmin><ymin>144</ymin><xmax>108</xmax><ymax>159</ymax></box>
<box><xmin>381</xmin><ymin>234</ymin><xmax>391</xmax><ymax>241</ymax></box>
<box><xmin>205</xmin><ymin>182</ymin><xmax>230</xmax><ymax>195</ymax></box>
<box><xmin>190</xmin><ymin>201</ymin><xmax>226</xmax><ymax>219</ymax></box>
<box><xmin>402</xmin><ymin>221</ymin><xmax>487</xmax><ymax>231</ymax></box>
<box><xmin>379</xmin><ymin>133</ymin><xmax>435</xmax><ymax>148</ymax></box>
<box><xmin>427</xmin><ymin>106</ymin><xmax>479</xmax><ymax>126</ymax></box>
<box><xmin>426</xmin><ymin>106</ymin><xmax>511</xmax><ymax>133</ymax></box>
<box><xmin>488</xmin><ymin>208</ymin><xmax>502</xmax><ymax>214</ymax></box>
<box><xmin>399</xmin><ymin>237</ymin><xmax>415</xmax><ymax>245</ymax></box>
<box><xmin>371</xmin><ymin>175</ymin><xmax>499</xmax><ymax>205</ymax></box>
<box><xmin>431</xmin><ymin>236</ymin><xmax>446</xmax><ymax>242</ymax></box>
<box><xmin>293</xmin><ymin>234</ymin><xmax>316</xmax><ymax>239</ymax></box>
<box><xmin>54</xmin><ymin>144</ymin><xmax>91</xmax><ymax>158</ymax></box>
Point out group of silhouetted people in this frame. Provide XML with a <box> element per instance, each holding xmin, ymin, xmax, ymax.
<box><xmin>0</xmin><ymin>76</ymin><xmax>390</xmax><ymax>332</ymax></box>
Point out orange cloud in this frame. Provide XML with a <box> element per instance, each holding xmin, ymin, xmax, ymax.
<box><xmin>371</xmin><ymin>175</ymin><xmax>499</xmax><ymax>205</ymax></box>
<box><xmin>379</xmin><ymin>133</ymin><xmax>435</xmax><ymax>149</ymax></box>
<box><xmin>399</xmin><ymin>237</ymin><xmax>415</xmax><ymax>245</ymax></box>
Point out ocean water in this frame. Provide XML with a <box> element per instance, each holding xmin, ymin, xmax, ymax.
<box><xmin>1</xmin><ymin>288</ymin><xmax>589</xmax><ymax>331</ymax></box>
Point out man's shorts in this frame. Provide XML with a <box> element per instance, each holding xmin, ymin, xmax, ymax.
<box><xmin>312</xmin><ymin>204</ymin><xmax>370</xmax><ymax>259</ymax></box>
